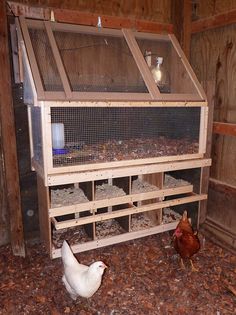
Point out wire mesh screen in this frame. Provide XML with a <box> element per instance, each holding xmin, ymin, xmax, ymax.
<box><xmin>31</xmin><ymin>106</ymin><xmax>43</xmax><ymax>167</ymax></box>
<box><xmin>53</xmin><ymin>31</ymin><xmax>148</xmax><ymax>93</ymax></box>
<box><xmin>28</xmin><ymin>28</ymin><xmax>64</xmax><ymax>91</ymax></box>
<box><xmin>136</xmin><ymin>37</ymin><xmax>198</xmax><ymax>95</ymax></box>
<box><xmin>51</xmin><ymin>107</ymin><xmax>200</xmax><ymax>168</ymax></box>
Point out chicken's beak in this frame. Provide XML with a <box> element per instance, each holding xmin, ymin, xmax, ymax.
<box><xmin>103</xmin><ymin>263</ymin><xmax>108</xmax><ymax>269</ymax></box>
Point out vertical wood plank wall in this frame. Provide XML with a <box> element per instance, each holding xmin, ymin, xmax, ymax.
<box><xmin>8</xmin><ymin>0</ymin><xmax>172</xmax><ymax>24</ymax></box>
<box><xmin>191</xmin><ymin>1</ymin><xmax>236</xmax><ymax>252</ymax></box>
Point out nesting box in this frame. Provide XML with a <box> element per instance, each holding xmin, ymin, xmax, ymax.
<box><xmin>17</xmin><ymin>17</ymin><xmax>211</xmax><ymax>258</ymax></box>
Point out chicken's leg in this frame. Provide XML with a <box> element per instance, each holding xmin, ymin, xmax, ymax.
<box><xmin>180</xmin><ymin>258</ymin><xmax>185</xmax><ymax>269</ymax></box>
<box><xmin>190</xmin><ymin>259</ymin><xmax>198</xmax><ymax>272</ymax></box>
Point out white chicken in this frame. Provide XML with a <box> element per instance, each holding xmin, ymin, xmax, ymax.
<box><xmin>61</xmin><ymin>240</ymin><xmax>107</xmax><ymax>300</ymax></box>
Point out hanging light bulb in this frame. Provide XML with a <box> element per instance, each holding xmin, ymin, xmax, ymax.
<box><xmin>151</xmin><ymin>57</ymin><xmax>163</xmax><ymax>84</ymax></box>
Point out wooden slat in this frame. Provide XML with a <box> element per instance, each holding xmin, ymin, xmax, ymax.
<box><xmin>0</xmin><ymin>1</ymin><xmax>25</xmax><ymax>256</ymax></box>
<box><xmin>213</xmin><ymin>122</ymin><xmax>236</xmax><ymax>137</ymax></box>
<box><xmin>52</xmin><ymin>221</ymin><xmax>178</xmax><ymax>258</ymax></box>
<box><xmin>44</xmin><ymin>100</ymin><xmax>207</xmax><ymax>108</ymax></box>
<box><xmin>19</xmin><ymin>16</ymin><xmax>45</xmax><ymax>99</ymax></box>
<box><xmin>47</xmin><ymin>153</ymin><xmax>205</xmax><ymax>177</ymax></box>
<box><xmin>198</xmin><ymin>106</ymin><xmax>208</xmax><ymax>154</ymax></box>
<box><xmin>54</xmin><ymin>8</ymin><xmax>173</xmax><ymax>34</ymax></box>
<box><xmin>199</xmin><ymin>81</ymin><xmax>214</xmax><ymax>225</ymax></box>
<box><xmin>44</xmin><ymin>21</ymin><xmax>72</xmax><ymax>99</ymax></box>
<box><xmin>122</xmin><ymin>28</ymin><xmax>160</xmax><ymax>100</ymax></box>
<box><xmin>49</xmin><ymin>184</ymin><xmax>193</xmax><ymax>217</ymax></box>
<box><xmin>41</xmin><ymin>105</ymin><xmax>52</xmax><ymax>181</ymax></box>
<box><xmin>52</xmin><ymin>193</ymin><xmax>207</xmax><ymax>229</ymax></box>
<box><xmin>192</xmin><ymin>9</ymin><xmax>236</xmax><ymax>34</ymax></box>
<box><xmin>42</xmin><ymin>91</ymin><xmax>151</xmax><ymax>102</ymax></box>
<box><xmin>47</xmin><ymin>158</ymin><xmax>211</xmax><ymax>186</ymax></box>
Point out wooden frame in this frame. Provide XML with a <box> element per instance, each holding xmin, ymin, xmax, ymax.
<box><xmin>15</xmin><ymin>15</ymin><xmax>211</xmax><ymax>259</ymax></box>
<box><xmin>47</xmin><ymin>158</ymin><xmax>211</xmax><ymax>186</ymax></box>
<box><xmin>52</xmin><ymin>193</ymin><xmax>207</xmax><ymax>230</ymax></box>
<box><xmin>49</xmin><ymin>184</ymin><xmax>194</xmax><ymax>218</ymax></box>
<box><xmin>192</xmin><ymin>8</ymin><xmax>236</xmax><ymax>34</ymax></box>
<box><xmin>18</xmin><ymin>17</ymin><xmax>206</xmax><ymax>103</ymax></box>
<box><xmin>30</xmin><ymin>101</ymin><xmax>209</xmax><ymax>183</ymax></box>
<box><xmin>36</xmin><ymin>164</ymin><xmax>209</xmax><ymax>258</ymax></box>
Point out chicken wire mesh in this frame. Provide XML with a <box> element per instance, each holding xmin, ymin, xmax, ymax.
<box><xmin>136</xmin><ymin>37</ymin><xmax>198</xmax><ymax>94</ymax></box>
<box><xmin>29</xmin><ymin>28</ymin><xmax>64</xmax><ymax>91</ymax></box>
<box><xmin>30</xmin><ymin>106</ymin><xmax>43</xmax><ymax>167</ymax></box>
<box><xmin>50</xmin><ymin>107</ymin><xmax>200</xmax><ymax>168</ymax></box>
<box><xmin>28</xmin><ymin>27</ymin><xmax>148</xmax><ymax>93</ymax></box>
<box><xmin>53</xmin><ymin>30</ymin><xmax>147</xmax><ymax>93</ymax></box>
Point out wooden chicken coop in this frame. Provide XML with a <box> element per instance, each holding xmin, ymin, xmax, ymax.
<box><xmin>17</xmin><ymin>16</ymin><xmax>211</xmax><ymax>258</ymax></box>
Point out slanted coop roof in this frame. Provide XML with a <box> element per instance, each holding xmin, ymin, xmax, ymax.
<box><xmin>18</xmin><ymin>17</ymin><xmax>206</xmax><ymax>104</ymax></box>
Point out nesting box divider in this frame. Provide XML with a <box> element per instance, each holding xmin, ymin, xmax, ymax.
<box><xmin>112</xmin><ymin>177</ymin><xmax>131</xmax><ymax>232</ymax></box>
<box><xmin>78</xmin><ymin>181</ymin><xmax>95</xmax><ymax>240</ymax></box>
<box><xmin>141</xmin><ymin>173</ymin><xmax>164</xmax><ymax>225</ymax></box>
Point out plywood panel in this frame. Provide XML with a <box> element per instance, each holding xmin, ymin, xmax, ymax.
<box><xmin>207</xmin><ymin>179</ymin><xmax>236</xmax><ymax>236</ymax></box>
<box><xmin>192</xmin><ymin>24</ymin><xmax>236</xmax><ymax>185</ymax></box>
<box><xmin>191</xmin><ymin>25</ymin><xmax>236</xmax><ymax>186</ymax></box>
<box><xmin>193</xmin><ymin>0</ymin><xmax>236</xmax><ymax>20</ymax></box>
<box><xmin>15</xmin><ymin>0</ymin><xmax>172</xmax><ymax>23</ymax></box>
<box><xmin>211</xmin><ymin>134</ymin><xmax>236</xmax><ymax>186</ymax></box>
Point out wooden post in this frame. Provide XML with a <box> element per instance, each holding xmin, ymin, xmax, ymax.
<box><xmin>171</xmin><ymin>0</ymin><xmax>191</xmax><ymax>59</ymax></box>
<box><xmin>0</xmin><ymin>1</ymin><xmax>25</xmax><ymax>256</ymax></box>
<box><xmin>199</xmin><ymin>81</ymin><xmax>215</xmax><ymax>225</ymax></box>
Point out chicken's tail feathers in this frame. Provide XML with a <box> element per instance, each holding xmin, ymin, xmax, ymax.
<box><xmin>61</xmin><ymin>240</ymin><xmax>79</xmax><ymax>267</ymax></box>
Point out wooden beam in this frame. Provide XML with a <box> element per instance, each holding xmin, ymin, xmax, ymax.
<box><xmin>122</xmin><ymin>28</ymin><xmax>160</xmax><ymax>99</ymax></box>
<box><xmin>44</xmin><ymin>21</ymin><xmax>72</xmax><ymax>99</ymax></box>
<box><xmin>7</xmin><ymin>1</ymin><xmax>51</xmax><ymax>19</ymax></box>
<box><xmin>7</xmin><ymin>1</ymin><xmax>173</xmax><ymax>34</ymax></box>
<box><xmin>199</xmin><ymin>81</ymin><xmax>214</xmax><ymax>225</ymax></box>
<box><xmin>0</xmin><ymin>1</ymin><xmax>25</xmax><ymax>256</ymax></box>
<box><xmin>192</xmin><ymin>9</ymin><xmax>236</xmax><ymax>34</ymax></box>
<box><xmin>171</xmin><ymin>0</ymin><xmax>191</xmax><ymax>59</ymax></box>
<box><xmin>213</xmin><ymin>122</ymin><xmax>236</xmax><ymax>137</ymax></box>
<box><xmin>182</xmin><ymin>0</ymin><xmax>191</xmax><ymax>60</ymax></box>
<box><xmin>54</xmin><ymin>9</ymin><xmax>173</xmax><ymax>34</ymax></box>
<box><xmin>19</xmin><ymin>16</ymin><xmax>45</xmax><ymax>99</ymax></box>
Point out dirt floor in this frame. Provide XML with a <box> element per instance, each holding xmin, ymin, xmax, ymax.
<box><xmin>0</xmin><ymin>232</ymin><xmax>235</xmax><ymax>315</ymax></box>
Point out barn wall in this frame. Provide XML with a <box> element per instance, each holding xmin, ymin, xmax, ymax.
<box><xmin>192</xmin><ymin>0</ymin><xmax>236</xmax><ymax>20</ymax></box>
<box><xmin>13</xmin><ymin>0</ymin><xmax>172</xmax><ymax>23</ymax></box>
<box><xmin>191</xmin><ymin>4</ymin><xmax>236</xmax><ymax>252</ymax></box>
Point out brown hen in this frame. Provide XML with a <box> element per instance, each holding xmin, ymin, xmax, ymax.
<box><xmin>173</xmin><ymin>210</ymin><xmax>200</xmax><ymax>271</ymax></box>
